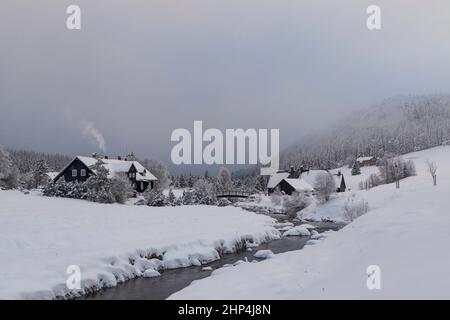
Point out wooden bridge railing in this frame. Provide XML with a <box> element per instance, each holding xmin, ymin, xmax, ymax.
<box><xmin>216</xmin><ymin>191</ymin><xmax>252</xmax><ymax>198</ymax></box>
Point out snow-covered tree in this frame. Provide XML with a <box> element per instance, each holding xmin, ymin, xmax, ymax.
<box><xmin>178</xmin><ymin>175</ymin><xmax>186</xmax><ymax>188</ymax></box>
<box><xmin>110</xmin><ymin>174</ymin><xmax>133</xmax><ymax>204</ymax></box>
<box><xmin>84</xmin><ymin>160</ymin><xmax>114</xmax><ymax>203</ymax></box>
<box><xmin>280</xmin><ymin>94</ymin><xmax>450</xmax><ymax>170</ymax></box>
<box><xmin>282</xmin><ymin>192</ymin><xmax>310</xmax><ymax>219</ymax></box>
<box><xmin>140</xmin><ymin>158</ymin><xmax>170</xmax><ymax>191</ymax></box>
<box><xmin>351</xmin><ymin>161</ymin><xmax>361</xmax><ymax>176</ymax></box>
<box><xmin>192</xmin><ymin>178</ymin><xmax>216</xmax><ymax>205</ymax></box>
<box><xmin>0</xmin><ymin>147</ymin><xmax>19</xmax><ymax>189</ymax></box>
<box><xmin>343</xmin><ymin>194</ymin><xmax>369</xmax><ymax>222</ymax></box>
<box><xmin>167</xmin><ymin>188</ymin><xmax>178</xmax><ymax>206</ymax></box>
<box><xmin>378</xmin><ymin>156</ymin><xmax>416</xmax><ymax>186</ymax></box>
<box><xmin>217</xmin><ymin>166</ymin><xmax>232</xmax><ymax>192</ymax></box>
<box><xmin>426</xmin><ymin>160</ymin><xmax>437</xmax><ymax>186</ymax></box>
<box><xmin>181</xmin><ymin>189</ymin><xmax>195</xmax><ymax>205</ymax></box>
<box><xmin>314</xmin><ymin>172</ymin><xmax>336</xmax><ymax>202</ymax></box>
<box><xmin>32</xmin><ymin>159</ymin><xmax>49</xmax><ymax>188</ymax></box>
<box><xmin>0</xmin><ymin>147</ymin><xmax>12</xmax><ymax>187</ymax></box>
<box><xmin>145</xmin><ymin>189</ymin><xmax>167</xmax><ymax>206</ymax></box>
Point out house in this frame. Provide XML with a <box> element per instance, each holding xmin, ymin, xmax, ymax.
<box><xmin>267</xmin><ymin>167</ymin><xmax>346</xmax><ymax>195</ymax></box>
<box><xmin>356</xmin><ymin>156</ymin><xmax>377</xmax><ymax>167</ymax></box>
<box><xmin>267</xmin><ymin>166</ymin><xmax>313</xmax><ymax>196</ymax></box>
<box><xmin>54</xmin><ymin>154</ymin><xmax>157</xmax><ymax>193</ymax></box>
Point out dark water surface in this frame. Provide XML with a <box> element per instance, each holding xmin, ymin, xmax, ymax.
<box><xmin>84</xmin><ymin>222</ymin><xmax>343</xmax><ymax>300</ymax></box>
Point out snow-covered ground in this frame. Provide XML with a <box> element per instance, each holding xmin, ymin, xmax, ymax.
<box><xmin>170</xmin><ymin>146</ymin><xmax>450</xmax><ymax>299</ymax></box>
<box><xmin>0</xmin><ymin>191</ymin><xmax>279</xmax><ymax>299</ymax></box>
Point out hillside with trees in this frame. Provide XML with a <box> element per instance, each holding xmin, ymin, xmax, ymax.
<box><xmin>281</xmin><ymin>94</ymin><xmax>450</xmax><ymax>170</ymax></box>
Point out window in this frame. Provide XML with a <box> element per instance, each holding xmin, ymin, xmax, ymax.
<box><xmin>72</xmin><ymin>169</ymin><xmax>77</xmax><ymax>177</ymax></box>
<box><xmin>140</xmin><ymin>182</ymin><xmax>144</xmax><ymax>190</ymax></box>
<box><xmin>129</xmin><ymin>172</ymin><xmax>136</xmax><ymax>178</ymax></box>
<box><xmin>80</xmin><ymin>169</ymin><xmax>86</xmax><ymax>177</ymax></box>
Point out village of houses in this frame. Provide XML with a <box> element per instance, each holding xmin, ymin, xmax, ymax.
<box><xmin>1</xmin><ymin>144</ymin><xmax>449</xmax><ymax>299</ymax></box>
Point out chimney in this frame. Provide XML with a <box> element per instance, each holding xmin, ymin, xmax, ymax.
<box><xmin>104</xmin><ymin>155</ymin><xmax>108</xmax><ymax>159</ymax></box>
<box><xmin>289</xmin><ymin>165</ymin><xmax>295</xmax><ymax>174</ymax></box>
<box><xmin>117</xmin><ymin>156</ymin><xmax>122</xmax><ymax>160</ymax></box>
<box><xmin>92</xmin><ymin>152</ymin><xmax>98</xmax><ymax>159</ymax></box>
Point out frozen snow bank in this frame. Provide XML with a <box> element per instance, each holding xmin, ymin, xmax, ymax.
<box><xmin>283</xmin><ymin>225</ymin><xmax>312</xmax><ymax>237</ymax></box>
<box><xmin>169</xmin><ymin>146</ymin><xmax>450</xmax><ymax>299</ymax></box>
<box><xmin>0</xmin><ymin>191</ymin><xmax>279</xmax><ymax>299</ymax></box>
<box><xmin>143</xmin><ymin>269</ymin><xmax>160</xmax><ymax>278</ymax></box>
<box><xmin>253</xmin><ymin>250</ymin><xmax>274</xmax><ymax>259</ymax></box>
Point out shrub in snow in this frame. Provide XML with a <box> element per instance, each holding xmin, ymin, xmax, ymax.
<box><xmin>217</xmin><ymin>198</ymin><xmax>232</xmax><ymax>207</ymax></box>
<box><xmin>19</xmin><ymin>171</ymin><xmax>35</xmax><ymax>190</ymax></box>
<box><xmin>314</xmin><ymin>172</ymin><xmax>336</xmax><ymax>203</ymax></box>
<box><xmin>144</xmin><ymin>189</ymin><xmax>167</xmax><ymax>207</ymax></box>
<box><xmin>43</xmin><ymin>179</ymin><xmax>87</xmax><ymax>199</ymax></box>
<box><xmin>181</xmin><ymin>189</ymin><xmax>195</xmax><ymax>205</ymax></box>
<box><xmin>359</xmin><ymin>173</ymin><xmax>383</xmax><ymax>190</ymax></box>
<box><xmin>282</xmin><ymin>192</ymin><xmax>311</xmax><ymax>219</ymax></box>
<box><xmin>343</xmin><ymin>194</ymin><xmax>369</xmax><ymax>222</ymax></box>
<box><xmin>270</xmin><ymin>192</ymin><xmax>282</xmax><ymax>206</ymax></box>
<box><xmin>166</xmin><ymin>188</ymin><xmax>177</xmax><ymax>206</ymax></box>
<box><xmin>378</xmin><ymin>156</ymin><xmax>416</xmax><ymax>184</ymax></box>
<box><xmin>192</xmin><ymin>179</ymin><xmax>216</xmax><ymax>205</ymax></box>
<box><xmin>109</xmin><ymin>174</ymin><xmax>134</xmax><ymax>204</ymax></box>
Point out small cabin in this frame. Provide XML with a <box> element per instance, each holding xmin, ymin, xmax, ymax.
<box><xmin>54</xmin><ymin>155</ymin><xmax>157</xmax><ymax>193</ymax></box>
<box><xmin>356</xmin><ymin>156</ymin><xmax>377</xmax><ymax>167</ymax></box>
<box><xmin>267</xmin><ymin>167</ymin><xmax>346</xmax><ymax>195</ymax></box>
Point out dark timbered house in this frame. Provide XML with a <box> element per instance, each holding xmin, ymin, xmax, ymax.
<box><xmin>54</xmin><ymin>155</ymin><xmax>157</xmax><ymax>193</ymax></box>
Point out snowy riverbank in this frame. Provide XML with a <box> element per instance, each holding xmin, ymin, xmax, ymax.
<box><xmin>0</xmin><ymin>191</ymin><xmax>279</xmax><ymax>299</ymax></box>
<box><xmin>170</xmin><ymin>146</ymin><xmax>450</xmax><ymax>299</ymax></box>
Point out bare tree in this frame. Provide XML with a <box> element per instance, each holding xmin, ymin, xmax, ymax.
<box><xmin>426</xmin><ymin>160</ymin><xmax>437</xmax><ymax>186</ymax></box>
<box><xmin>314</xmin><ymin>172</ymin><xmax>336</xmax><ymax>202</ymax></box>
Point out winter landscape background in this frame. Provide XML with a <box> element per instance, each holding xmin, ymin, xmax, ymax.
<box><xmin>1</xmin><ymin>0</ymin><xmax>450</xmax><ymax>300</ymax></box>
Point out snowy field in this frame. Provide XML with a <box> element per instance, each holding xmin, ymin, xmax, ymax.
<box><xmin>170</xmin><ymin>146</ymin><xmax>450</xmax><ymax>299</ymax></box>
<box><xmin>0</xmin><ymin>192</ymin><xmax>279</xmax><ymax>299</ymax></box>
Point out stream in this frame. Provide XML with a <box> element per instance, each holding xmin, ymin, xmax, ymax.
<box><xmin>84</xmin><ymin>221</ymin><xmax>343</xmax><ymax>300</ymax></box>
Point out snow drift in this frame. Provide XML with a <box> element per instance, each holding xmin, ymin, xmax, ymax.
<box><xmin>0</xmin><ymin>191</ymin><xmax>279</xmax><ymax>299</ymax></box>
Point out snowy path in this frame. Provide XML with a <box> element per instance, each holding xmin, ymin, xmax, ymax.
<box><xmin>170</xmin><ymin>146</ymin><xmax>450</xmax><ymax>299</ymax></box>
<box><xmin>0</xmin><ymin>191</ymin><xmax>279</xmax><ymax>299</ymax></box>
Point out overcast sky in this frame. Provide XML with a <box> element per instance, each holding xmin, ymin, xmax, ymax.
<box><xmin>1</xmin><ymin>1</ymin><xmax>450</xmax><ymax>173</ymax></box>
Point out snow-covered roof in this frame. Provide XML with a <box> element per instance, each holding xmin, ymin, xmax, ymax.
<box><xmin>46</xmin><ymin>172</ymin><xmax>59</xmax><ymax>180</ymax></box>
<box><xmin>267</xmin><ymin>172</ymin><xmax>290</xmax><ymax>189</ymax></box>
<box><xmin>357</xmin><ymin>156</ymin><xmax>375</xmax><ymax>162</ymax></box>
<box><xmin>299</xmin><ymin>170</ymin><xmax>326</xmax><ymax>187</ymax></box>
<box><xmin>136</xmin><ymin>171</ymin><xmax>157</xmax><ymax>182</ymax></box>
<box><xmin>284</xmin><ymin>178</ymin><xmax>314</xmax><ymax>192</ymax></box>
<box><xmin>60</xmin><ymin>156</ymin><xmax>157</xmax><ymax>180</ymax></box>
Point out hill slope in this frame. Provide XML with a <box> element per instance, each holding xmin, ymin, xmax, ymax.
<box><xmin>282</xmin><ymin>94</ymin><xmax>450</xmax><ymax>170</ymax></box>
<box><xmin>170</xmin><ymin>146</ymin><xmax>450</xmax><ymax>299</ymax></box>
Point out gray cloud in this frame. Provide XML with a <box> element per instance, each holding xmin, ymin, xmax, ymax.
<box><xmin>1</xmin><ymin>1</ymin><xmax>450</xmax><ymax>173</ymax></box>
